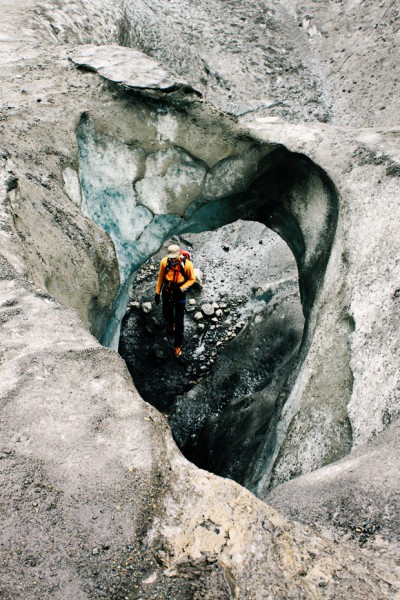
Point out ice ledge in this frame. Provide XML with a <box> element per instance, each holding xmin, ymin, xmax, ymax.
<box><xmin>70</xmin><ymin>44</ymin><xmax>202</xmax><ymax>97</ymax></box>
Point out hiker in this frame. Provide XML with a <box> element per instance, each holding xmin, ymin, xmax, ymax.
<box><xmin>154</xmin><ymin>244</ymin><xmax>196</xmax><ymax>357</ymax></box>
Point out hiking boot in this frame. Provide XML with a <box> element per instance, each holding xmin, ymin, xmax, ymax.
<box><xmin>174</xmin><ymin>347</ymin><xmax>183</xmax><ymax>358</ymax></box>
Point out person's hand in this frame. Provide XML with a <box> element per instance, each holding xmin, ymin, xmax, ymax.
<box><xmin>154</xmin><ymin>293</ymin><xmax>160</xmax><ymax>305</ymax></box>
<box><xmin>177</xmin><ymin>287</ymin><xmax>187</xmax><ymax>298</ymax></box>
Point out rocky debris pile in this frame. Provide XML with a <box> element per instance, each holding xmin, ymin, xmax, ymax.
<box><xmin>184</xmin><ymin>298</ymin><xmax>247</xmax><ymax>382</ymax></box>
<box><xmin>134</xmin><ymin>261</ymin><xmax>158</xmax><ymax>284</ymax></box>
<box><xmin>124</xmin><ymin>281</ymin><xmax>249</xmax><ymax>391</ymax></box>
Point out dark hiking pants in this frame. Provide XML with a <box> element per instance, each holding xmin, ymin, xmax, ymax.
<box><xmin>162</xmin><ymin>286</ymin><xmax>187</xmax><ymax>347</ymax></box>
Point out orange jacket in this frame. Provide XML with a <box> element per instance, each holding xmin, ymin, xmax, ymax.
<box><xmin>155</xmin><ymin>257</ymin><xmax>196</xmax><ymax>295</ymax></box>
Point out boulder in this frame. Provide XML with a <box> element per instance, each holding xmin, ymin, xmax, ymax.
<box><xmin>201</xmin><ymin>303</ymin><xmax>214</xmax><ymax>316</ymax></box>
<box><xmin>141</xmin><ymin>301</ymin><xmax>153</xmax><ymax>313</ymax></box>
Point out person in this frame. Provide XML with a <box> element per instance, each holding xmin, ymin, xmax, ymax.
<box><xmin>154</xmin><ymin>244</ymin><xmax>196</xmax><ymax>357</ymax></box>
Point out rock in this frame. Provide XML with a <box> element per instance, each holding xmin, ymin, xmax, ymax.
<box><xmin>70</xmin><ymin>45</ymin><xmax>201</xmax><ymax>97</ymax></box>
<box><xmin>141</xmin><ymin>302</ymin><xmax>153</xmax><ymax>314</ymax></box>
<box><xmin>197</xmin><ymin>323</ymin><xmax>205</xmax><ymax>330</ymax></box>
<box><xmin>188</xmin><ymin>299</ymin><xmax>197</xmax><ymax>305</ymax></box>
<box><xmin>193</xmin><ymin>268</ymin><xmax>203</xmax><ymax>287</ymax></box>
<box><xmin>201</xmin><ymin>304</ymin><xmax>214</xmax><ymax>316</ymax></box>
<box><xmin>215</xmin><ymin>309</ymin><xmax>223</xmax><ymax>317</ymax></box>
<box><xmin>62</xmin><ymin>167</ymin><xmax>82</xmax><ymax>206</ymax></box>
<box><xmin>143</xmin><ymin>571</ymin><xmax>158</xmax><ymax>585</ymax></box>
<box><xmin>194</xmin><ymin>312</ymin><xmax>203</xmax><ymax>321</ymax></box>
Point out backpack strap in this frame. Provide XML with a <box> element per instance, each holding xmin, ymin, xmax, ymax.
<box><xmin>164</xmin><ymin>256</ymin><xmax>187</xmax><ymax>284</ymax></box>
<box><xmin>180</xmin><ymin>255</ymin><xmax>187</xmax><ymax>278</ymax></box>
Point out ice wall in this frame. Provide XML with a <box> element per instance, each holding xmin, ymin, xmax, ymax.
<box><xmin>77</xmin><ymin>116</ymin><xmax>186</xmax><ymax>345</ymax></box>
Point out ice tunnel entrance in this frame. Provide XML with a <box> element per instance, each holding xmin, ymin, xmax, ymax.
<box><xmin>119</xmin><ymin>220</ymin><xmax>305</xmax><ymax>485</ymax></box>
<box><xmin>76</xmin><ymin>104</ymin><xmax>339</xmax><ymax>494</ymax></box>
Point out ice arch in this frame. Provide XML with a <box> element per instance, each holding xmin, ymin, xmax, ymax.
<box><xmin>77</xmin><ymin>102</ymin><xmax>338</xmax><ymax>350</ymax></box>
